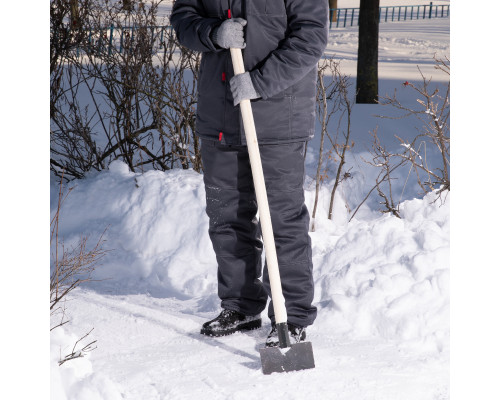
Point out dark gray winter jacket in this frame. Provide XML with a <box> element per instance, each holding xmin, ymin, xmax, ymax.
<box><xmin>171</xmin><ymin>0</ymin><xmax>329</xmax><ymax>145</ymax></box>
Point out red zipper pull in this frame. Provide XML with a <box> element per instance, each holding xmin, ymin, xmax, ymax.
<box><xmin>227</xmin><ymin>9</ymin><xmax>231</xmax><ymax>19</ymax></box>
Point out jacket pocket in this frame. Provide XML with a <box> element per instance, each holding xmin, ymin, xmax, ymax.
<box><xmin>251</xmin><ymin>96</ymin><xmax>292</xmax><ymax>141</ymax></box>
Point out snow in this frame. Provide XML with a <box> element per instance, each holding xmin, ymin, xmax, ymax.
<box><xmin>51</xmin><ymin>327</ymin><xmax>123</xmax><ymax>400</ymax></box>
<box><xmin>325</xmin><ymin>17</ymin><xmax>450</xmax><ymax>80</ymax></box>
<box><xmin>50</xmin><ymin>157</ymin><xmax>449</xmax><ymax>399</ymax></box>
<box><xmin>44</xmin><ymin>6</ymin><xmax>454</xmax><ymax>400</ymax></box>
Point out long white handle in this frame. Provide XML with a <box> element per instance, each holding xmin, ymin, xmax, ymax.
<box><xmin>229</xmin><ymin>48</ymin><xmax>287</xmax><ymax>324</ymax></box>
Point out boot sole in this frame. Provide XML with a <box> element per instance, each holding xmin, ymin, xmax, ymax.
<box><xmin>200</xmin><ymin>319</ymin><xmax>262</xmax><ymax>337</ymax></box>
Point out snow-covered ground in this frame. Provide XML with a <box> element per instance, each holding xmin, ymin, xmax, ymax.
<box><xmin>50</xmin><ymin>162</ymin><xmax>449</xmax><ymax>400</ymax></box>
<box><xmin>325</xmin><ymin>18</ymin><xmax>450</xmax><ymax>79</ymax></box>
<box><xmin>45</xmin><ymin>11</ymin><xmax>452</xmax><ymax>400</ymax></box>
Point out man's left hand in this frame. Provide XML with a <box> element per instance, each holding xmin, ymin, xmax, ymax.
<box><xmin>230</xmin><ymin>72</ymin><xmax>261</xmax><ymax>106</ymax></box>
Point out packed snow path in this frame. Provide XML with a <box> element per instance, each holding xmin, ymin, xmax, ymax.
<box><xmin>61</xmin><ymin>288</ymin><xmax>448</xmax><ymax>400</ymax></box>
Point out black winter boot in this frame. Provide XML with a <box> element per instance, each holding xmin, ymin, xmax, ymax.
<box><xmin>200</xmin><ymin>309</ymin><xmax>262</xmax><ymax>337</ymax></box>
<box><xmin>265</xmin><ymin>323</ymin><xmax>306</xmax><ymax>348</ymax></box>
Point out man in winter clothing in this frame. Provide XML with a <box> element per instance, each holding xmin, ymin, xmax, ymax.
<box><xmin>170</xmin><ymin>0</ymin><xmax>329</xmax><ymax>347</ymax></box>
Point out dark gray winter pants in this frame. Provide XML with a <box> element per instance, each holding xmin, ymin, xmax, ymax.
<box><xmin>201</xmin><ymin>139</ymin><xmax>317</xmax><ymax>327</ymax></box>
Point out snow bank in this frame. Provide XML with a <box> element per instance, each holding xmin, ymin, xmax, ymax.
<box><xmin>52</xmin><ymin>161</ymin><xmax>449</xmax><ymax>352</ymax></box>
<box><xmin>311</xmin><ymin>190</ymin><xmax>449</xmax><ymax>353</ymax></box>
<box><xmin>50</xmin><ymin>326</ymin><xmax>122</xmax><ymax>400</ymax></box>
<box><xmin>53</xmin><ymin>161</ymin><xmax>217</xmax><ymax>298</ymax></box>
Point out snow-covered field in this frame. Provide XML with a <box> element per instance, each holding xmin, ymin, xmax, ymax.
<box><xmin>46</xmin><ymin>10</ymin><xmax>452</xmax><ymax>400</ymax></box>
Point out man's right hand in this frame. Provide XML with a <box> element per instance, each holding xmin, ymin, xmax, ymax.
<box><xmin>210</xmin><ymin>18</ymin><xmax>247</xmax><ymax>49</ymax></box>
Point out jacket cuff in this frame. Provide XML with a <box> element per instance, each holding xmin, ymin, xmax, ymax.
<box><xmin>249</xmin><ymin>70</ymin><xmax>269</xmax><ymax>100</ymax></box>
<box><xmin>202</xmin><ymin>19</ymin><xmax>224</xmax><ymax>52</ymax></box>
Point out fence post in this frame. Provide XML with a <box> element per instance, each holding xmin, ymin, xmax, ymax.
<box><xmin>429</xmin><ymin>2</ymin><xmax>433</xmax><ymax>19</ymax></box>
<box><xmin>343</xmin><ymin>9</ymin><xmax>347</xmax><ymax>27</ymax></box>
<box><xmin>108</xmin><ymin>24</ymin><xmax>114</xmax><ymax>56</ymax></box>
<box><xmin>351</xmin><ymin>8</ymin><xmax>355</xmax><ymax>26</ymax></box>
<box><xmin>150</xmin><ymin>26</ymin><xmax>154</xmax><ymax>53</ymax></box>
<box><xmin>97</xmin><ymin>30</ymin><xmax>102</xmax><ymax>55</ymax></box>
<box><xmin>119</xmin><ymin>28</ymin><xmax>123</xmax><ymax>53</ymax></box>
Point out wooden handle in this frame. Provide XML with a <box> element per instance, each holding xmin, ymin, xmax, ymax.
<box><xmin>229</xmin><ymin>48</ymin><xmax>287</xmax><ymax>324</ymax></box>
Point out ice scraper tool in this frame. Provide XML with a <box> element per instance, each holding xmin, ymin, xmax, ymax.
<box><xmin>229</xmin><ymin>43</ymin><xmax>315</xmax><ymax>375</ymax></box>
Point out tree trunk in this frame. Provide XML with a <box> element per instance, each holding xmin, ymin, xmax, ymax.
<box><xmin>329</xmin><ymin>0</ymin><xmax>338</xmax><ymax>23</ymax></box>
<box><xmin>356</xmin><ymin>0</ymin><xmax>380</xmax><ymax>104</ymax></box>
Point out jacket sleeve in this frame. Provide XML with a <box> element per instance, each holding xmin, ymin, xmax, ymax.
<box><xmin>170</xmin><ymin>0</ymin><xmax>222</xmax><ymax>53</ymax></box>
<box><xmin>249</xmin><ymin>0</ymin><xmax>329</xmax><ymax>100</ymax></box>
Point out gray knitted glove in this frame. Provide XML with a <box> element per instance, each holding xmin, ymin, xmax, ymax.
<box><xmin>230</xmin><ymin>72</ymin><xmax>261</xmax><ymax>106</ymax></box>
<box><xmin>210</xmin><ymin>18</ymin><xmax>247</xmax><ymax>49</ymax></box>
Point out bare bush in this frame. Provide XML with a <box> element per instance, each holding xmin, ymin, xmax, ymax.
<box><xmin>50</xmin><ymin>0</ymin><xmax>93</xmax><ymax>74</ymax></box>
<box><xmin>311</xmin><ymin>58</ymin><xmax>354</xmax><ymax>231</ymax></box>
<box><xmin>58</xmin><ymin>329</ymin><xmax>97</xmax><ymax>366</ymax></box>
<box><xmin>351</xmin><ymin>56</ymin><xmax>450</xmax><ymax>218</ymax></box>
<box><xmin>362</xmin><ymin>128</ymin><xmax>405</xmax><ymax>218</ymax></box>
<box><xmin>376</xmin><ymin>56</ymin><xmax>450</xmax><ymax>195</ymax></box>
<box><xmin>50</xmin><ymin>0</ymin><xmax>202</xmax><ymax>180</ymax></box>
<box><xmin>51</xmin><ymin>176</ymin><xmax>108</xmax><ymax>364</ymax></box>
<box><xmin>50</xmin><ymin>182</ymin><xmax>108</xmax><ymax>318</ymax></box>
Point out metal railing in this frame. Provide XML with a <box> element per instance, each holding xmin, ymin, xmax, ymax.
<box><xmin>329</xmin><ymin>2</ymin><xmax>450</xmax><ymax>29</ymax></box>
<box><xmin>68</xmin><ymin>2</ymin><xmax>450</xmax><ymax>56</ymax></box>
<box><xmin>75</xmin><ymin>24</ymin><xmax>173</xmax><ymax>56</ymax></box>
